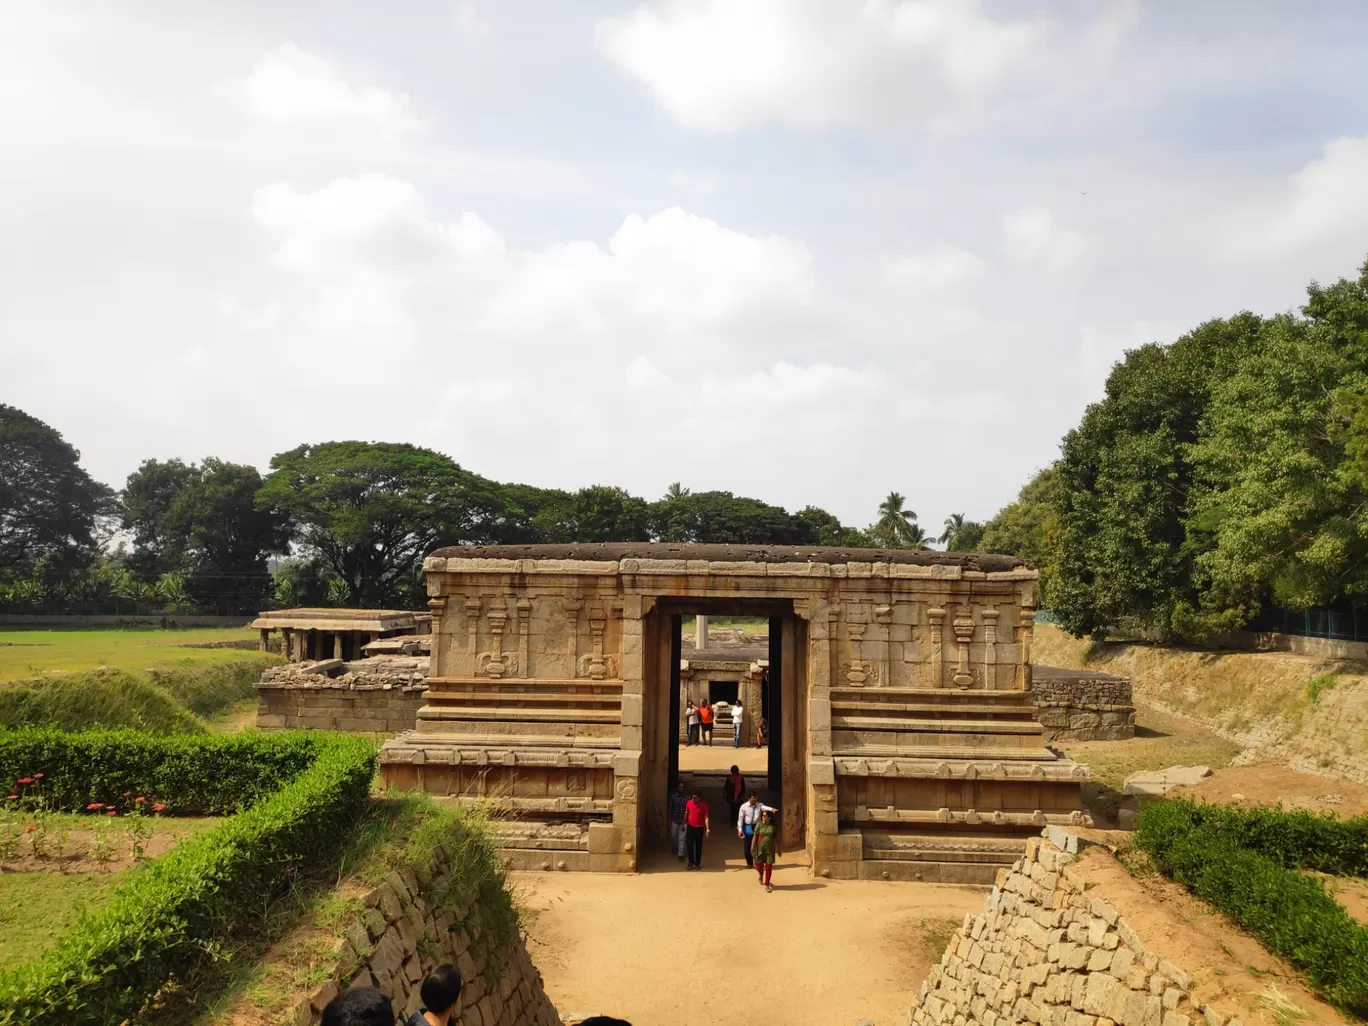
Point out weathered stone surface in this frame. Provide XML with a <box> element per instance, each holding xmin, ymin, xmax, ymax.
<box><xmin>1122</xmin><ymin>767</ymin><xmax>1213</xmax><ymax>797</ymax></box>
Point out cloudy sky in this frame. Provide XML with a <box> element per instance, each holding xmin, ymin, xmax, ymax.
<box><xmin>4</xmin><ymin>1</ymin><xmax>1368</xmax><ymax>530</ymax></box>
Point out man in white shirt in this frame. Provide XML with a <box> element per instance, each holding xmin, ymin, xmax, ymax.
<box><xmin>736</xmin><ymin>793</ymin><xmax>776</xmax><ymax>868</ymax></box>
<box><xmin>731</xmin><ymin>699</ymin><xmax>744</xmax><ymax>747</ymax></box>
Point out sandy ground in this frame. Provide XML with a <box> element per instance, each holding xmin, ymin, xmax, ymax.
<box><xmin>1172</xmin><ymin>761</ymin><xmax>1368</xmax><ymax>817</ymax></box>
<box><xmin>678</xmin><ymin>744</ymin><xmax>768</xmax><ymax>774</ymax></box>
<box><xmin>517</xmin><ymin>853</ymin><xmax>984</xmax><ymax>1026</ymax></box>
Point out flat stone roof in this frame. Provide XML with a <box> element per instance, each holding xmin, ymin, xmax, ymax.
<box><xmin>427</xmin><ymin>543</ymin><xmax>1031</xmax><ymax>573</ymax></box>
<box><xmin>250</xmin><ymin>608</ymin><xmax>420</xmax><ymax>632</ymax></box>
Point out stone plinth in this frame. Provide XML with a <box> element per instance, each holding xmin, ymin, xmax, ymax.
<box><xmin>378</xmin><ymin>543</ymin><xmax>1089</xmax><ymax>881</ymax></box>
<box><xmin>1031</xmin><ymin>665</ymin><xmax>1135</xmax><ymax>741</ymax></box>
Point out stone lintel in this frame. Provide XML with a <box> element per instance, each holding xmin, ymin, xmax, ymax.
<box><xmin>832</xmin><ymin>756</ymin><xmax>1090</xmax><ymax>782</ymax></box>
<box><xmin>847</xmin><ymin>807</ymin><xmax>1091</xmax><ymax>827</ymax></box>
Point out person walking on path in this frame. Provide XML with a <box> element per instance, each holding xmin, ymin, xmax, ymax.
<box><xmin>751</xmin><ymin>808</ymin><xmax>780</xmax><ymax>891</ymax></box>
<box><xmin>731</xmin><ymin>699</ymin><xmax>745</xmax><ymax>747</ymax></box>
<box><xmin>684</xmin><ymin>791</ymin><xmax>710</xmax><ymax>870</ymax></box>
<box><xmin>737</xmin><ymin>793</ymin><xmax>775</xmax><ymax>869</ymax></box>
<box><xmin>685</xmin><ymin>701</ymin><xmax>700</xmax><ymax>746</ymax></box>
<box><xmin>722</xmin><ymin>765</ymin><xmax>745</xmax><ymax>835</ymax></box>
<box><xmin>699</xmin><ymin>699</ymin><xmax>714</xmax><ymax>745</ymax></box>
<box><xmin>667</xmin><ymin>779</ymin><xmax>689</xmax><ymax>863</ymax></box>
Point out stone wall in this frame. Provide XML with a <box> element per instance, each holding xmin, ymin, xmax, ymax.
<box><xmin>297</xmin><ymin>849</ymin><xmax>561</xmax><ymax>1026</ymax></box>
<box><xmin>908</xmin><ymin>828</ymin><xmax>1241</xmax><ymax>1026</ymax></box>
<box><xmin>257</xmin><ymin>665</ymin><xmax>426</xmax><ymax>733</ymax></box>
<box><xmin>1031</xmin><ymin>667</ymin><xmax>1135</xmax><ymax>741</ymax></box>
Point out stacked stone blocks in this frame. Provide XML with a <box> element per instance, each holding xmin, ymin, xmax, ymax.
<box><xmin>909</xmin><ymin>829</ymin><xmax>1239</xmax><ymax>1026</ymax></box>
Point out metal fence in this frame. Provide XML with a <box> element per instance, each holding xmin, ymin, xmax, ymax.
<box><xmin>1257</xmin><ymin>607</ymin><xmax>1368</xmax><ymax>643</ymax></box>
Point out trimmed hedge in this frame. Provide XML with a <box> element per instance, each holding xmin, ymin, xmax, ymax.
<box><xmin>0</xmin><ymin>730</ymin><xmax>377</xmax><ymax>1026</ymax></box>
<box><xmin>0</xmin><ymin>727</ymin><xmax>322</xmax><ymax>814</ymax></box>
<box><xmin>1149</xmin><ymin>798</ymin><xmax>1368</xmax><ymax>877</ymax></box>
<box><xmin>1135</xmin><ymin>800</ymin><xmax>1368</xmax><ymax>1018</ymax></box>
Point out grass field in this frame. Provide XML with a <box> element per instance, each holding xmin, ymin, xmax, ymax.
<box><xmin>0</xmin><ymin>627</ymin><xmax>261</xmax><ymax>682</ymax></box>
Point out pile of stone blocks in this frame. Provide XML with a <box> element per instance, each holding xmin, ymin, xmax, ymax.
<box><xmin>1031</xmin><ymin>667</ymin><xmax>1136</xmax><ymax>741</ymax></box>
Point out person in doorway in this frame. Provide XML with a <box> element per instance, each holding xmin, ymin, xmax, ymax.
<box><xmin>751</xmin><ymin>807</ymin><xmax>781</xmax><ymax>891</ymax></box>
<box><xmin>684</xmin><ymin>790</ymin><xmax>710</xmax><ymax>869</ymax></box>
<box><xmin>732</xmin><ymin>698</ymin><xmax>745</xmax><ymax>747</ymax></box>
<box><xmin>406</xmin><ymin>963</ymin><xmax>463</xmax><ymax>1026</ymax></box>
<box><xmin>722</xmin><ymin>765</ymin><xmax>745</xmax><ymax>837</ymax></box>
<box><xmin>668</xmin><ymin>779</ymin><xmax>689</xmax><ymax>863</ymax></box>
<box><xmin>699</xmin><ymin>699</ymin><xmax>714</xmax><ymax>745</ymax></box>
<box><xmin>685</xmin><ymin>701</ymin><xmax>700</xmax><ymax>746</ymax></box>
<box><xmin>737</xmin><ymin>792</ymin><xmax>776</xmax><ymax>869</ymax></box>
<box><xmin>756</xmin><ymin>716</ymin><xmax>768</xmax><ymax>748</ymax></box>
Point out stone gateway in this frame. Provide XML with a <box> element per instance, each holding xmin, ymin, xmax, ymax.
<box><xmin>379</xmin><ymin>543</ymin><xmax>1090</xmax><ymax>883</ymax></box>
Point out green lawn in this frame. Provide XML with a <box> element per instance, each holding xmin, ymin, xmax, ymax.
<box><xmin>0</xmin><ymin>870</ymin><xmax>127</xmax><ymax>965</ymax></box>
<box><xmin>0</xmin><ymin>627</ymin><xmax>261</xmax><ymax>682</ymax></box>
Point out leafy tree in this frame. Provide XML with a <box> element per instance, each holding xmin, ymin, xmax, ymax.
<box><xmin>257</xmin><ymin>442</ymin><xmax>501</xmax><ymax>607</ymax></box>
<box><xmin>648</xmin><ymin>490</ymin><xmax>812</xmax><ymax>544</ymax></box>
<box><xmin>871</xmin><ymin>491</ymin><xmax>921</xmax><ymax>548</ymax></box>
<box><xmin>121</xmin><ymin>458</ymin><xmax>199</xmax><ymax>580</ymax></box>
<box><xmin>980</xmin><ymin>465</ymin><xmax>1063</xmax><ymax>598</ymax></box>
<box><xmin>0</xmin><ymin>405</ymin><xmax>116</xmax><ymax>577</ymax></box>
<box><xmin>563</xmin><ymin>485</ymin><xmax>652</xmax><ymax>542</ymax></box>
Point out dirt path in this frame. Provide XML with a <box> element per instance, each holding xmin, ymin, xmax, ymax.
<box><xmin>516</xmin><ymin>854</ymin><xmax>984</xmax><ymax>1026</ymax></box>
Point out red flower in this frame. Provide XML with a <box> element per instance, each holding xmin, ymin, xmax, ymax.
<box><xmin>107</xmin><ymin>810</ymin><xmax>117</xmax><ymax>817</ymax></box>
<box><xmin>86</xmin><ymin>803</ymin><xmax>104</xmax><ymax>811</ymax></box>
<box><xmin>135</xmin><ymin>796</ymin><xmax>146</xmax><ymax>804</ymax></box>
<box><xmin>6</xmin><ymin>795</ymin><xmax>16</xmax><ymax>801</ymax></box>
<box><xmin>24</xmin><ymin>824</ymin><xmax>36</xmax><ymax>833</ymax></box>
<box><xmin>17</xmin><ymin>778</ymin><xmax>32</xmax><ymax>785</ymax></box>
<box><xmin>123</xmin><ymin>791</ymin><xmax>131</xmax><ymax>798</ymax></box>
<box><xmin>153</xmin><ymin>803</ymin><xmax>165</xmax><ymax>812</ymax></box>
<box><xmin>33</xmin><ymin>773</ymin><xmax>43</xmax><ymax>779</ymax></box>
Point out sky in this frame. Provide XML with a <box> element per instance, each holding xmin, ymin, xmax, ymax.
<box><xmin>3</xmin><ymin>0</ymin><xmax>1368</xmax><ymax>532</ymax></box>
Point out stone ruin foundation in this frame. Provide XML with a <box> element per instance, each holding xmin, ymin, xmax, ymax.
<box><xmin>379</xmin><ymin>543</ymin><xmax>1091</xmax><ymax>883</ymax></box>
<box><xmin>1030</xmin><ymin>666</ymin><xmax>1136</xmax><ymax>742</ymax></box>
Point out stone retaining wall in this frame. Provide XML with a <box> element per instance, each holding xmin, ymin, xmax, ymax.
<box><xmin>907</xmin><ymin>828</ymin><xmax>1238</xmax><ymax>1026</ymax></box>
<box><xmin>1031</xmin><ymin>668</ymin><xmax>1135</xmax><ymax>741</ymax></box>
<box><xmin>298</xmin><ymin>849</ymin><xmax>561</xmax><ymax>1026</ymax></box>
<box><xmin>257</xmin><ymin>670</ymin><xmax>426</xmax><ymax>732</ymax></box>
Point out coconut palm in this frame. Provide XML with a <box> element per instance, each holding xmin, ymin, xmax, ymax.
<box><xmin>905</xmin><ymin>522</ymin><xmax>930</xmax><ymax>549</ymax></box>
<box><xmin>874</xmin><ymin>492</ymin><xmax>918</xmax><ymax>547</ymax></box>
<box><xmin>664</xmin><ymin>482</ymin><xmax>691</xmax><ymax>501</ymax></box>
<box><xmin>940</xmin><ymin>513</ymin><xmax>966</xmax><ymax>548</ymax></box>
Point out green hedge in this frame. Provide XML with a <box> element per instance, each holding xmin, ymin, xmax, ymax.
<box><xmin>1135</xmin><ymin>800</ymin><xmax>1368</xmax><ymax>1018</ymax></box>
<box><xmin>0</xmin><ymin>727</ymin><xmax>325</xmax><ymax>814</ymax></box>
<box><xmin>0</xmin><ymin>731</ymin><xmax>377</xmax><ymax>1026</ymax></box>
<box><xmin>1148</xmin><ymin>798</ymin><xmax>1368</xmax><ymax>877</ymax></box>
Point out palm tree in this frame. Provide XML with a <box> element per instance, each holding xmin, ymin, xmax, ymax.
<box><xmin>905</xmin><ymin>523</ymin><xmax>930</xmax><ymax>549</ymax></box>
<box><xmin>940</xmin><ymin>513</ymin><xmax>966</xmax><ymax>548</ymax></box>
<box><xmin>665</xmin><ymin>482</ymin><xmax>690</xmax><ymax>501</ymax></box>
<box><xmin>875</xmin><ymin>491</ymin><xmax>918</xmax><ymax>547</ymax></box>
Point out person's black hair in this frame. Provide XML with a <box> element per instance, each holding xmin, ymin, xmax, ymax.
<box><xmin>320</xmin><ymin>987</ymin><xmax>393</xmax><ymax>1026</ymax></box>
<box><xmin>730</xmin><ymin>765</ymin><xmax>739</xmax><ymax>774</ymax></box>
<box><xmin>578</xmin><ymin>1018</ymin><xmax>634</xmax><ymax>1026</ymax></box>
<box><xmin>420</xmin><ymin>963</ymin><xmax>464</xmax><ymax>1014</ymax></box>
<box><xmin>747</xmin><ymin>792</ymin><xmax>757</xmax><ymax>799</ymax></box>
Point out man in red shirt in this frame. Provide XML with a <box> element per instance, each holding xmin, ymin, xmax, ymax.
<box><xmin>684</xmin><ymin>791</ymin><xmax>710</xmax><ymax>870</ymax></box>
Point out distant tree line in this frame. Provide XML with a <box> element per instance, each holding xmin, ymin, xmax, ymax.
<box><xmin>0</xmin><ymin>409</ymin><xmax>953</xmax><ymax>614</ymax></box>
<box><xmin>972</xmin><ymin>257</ymin><xmax>1368</xmax><ymax>642</ymax></box>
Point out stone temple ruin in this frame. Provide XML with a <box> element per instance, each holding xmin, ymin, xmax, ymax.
<box><xmin>377</xmin><ymin>543</ymin><xmax>1093</xmax><ymax>883</ymax></box>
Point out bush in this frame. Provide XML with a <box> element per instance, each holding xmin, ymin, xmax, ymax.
<box><xmin>0</xmin><ymin>658</ymin><xmax>271</xmax><ymax>733</ymax></box>
<box><xmin>0</xmin><ymin>728</ymin><xmax>329</xmax><ymax>815</ymax></box>
<box><xmin>1153</xmin><ymin>797</ymin><xmax>1368</xmax><ymax>877</ymax></box>
<box><xmin>1135</xmin><ymin>800</ymin><xmax>1368</xmax><ymax>1017</ymax></box>
<box><xmin>0</xmin><ymin>731</ymin><xmax>377</xmax><ymax>1026</ymax></box>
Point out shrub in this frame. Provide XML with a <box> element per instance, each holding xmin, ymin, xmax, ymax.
<box><xmin>0</xmin><ymin>731</ymin><xmax>377</xmax><ymax>1026</ymax></box>
<box><xmin>0</xmin><ymin>728</ymin><xmax>329</xmax><ymax>815</ymax></box>
<box><xmin>1135</xmin><ymin>800</ymin><xmax>1368</xmax><ymax>1018</ymax></box>
<box><xmin>1152</xmin><ymin>798</ymin><xmax>1368</xmax><ymax>877</ymax></box>
<box><xmin>148</xmin><ymin>658</ymin><xmax>268</xmax><ymax>718</ymax></box>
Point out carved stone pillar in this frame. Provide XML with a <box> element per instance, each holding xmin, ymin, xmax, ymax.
<box><xmin>564</xmin><ymin>598</ymin><xmax>582</xmax><ymax>676</ymax></box>
<box><xmin>952</xmin><ymin>606</ymin><xmax>975</xmax><ymax>688</ymax></box>
<box><xmin>516</xmin><ymin>598</ymin><xmax>531</xmax><ymax>679</ymax></box>
<box><xmin>982</xmin><ymin>608</ymin><xmax>999</xmax><ymax>690</ymax></box>
<box><xmin>463</xmin><ymin>597</ymin><xmax>481</xmax><ymax>676</ymax></box>
<box><xmin>486</xmin><ymin>602</ymin><xmax>508</xmax><ymax>679</ymax></box>
<box><xmin>1018</xmin><ymin>603</ymin><xmax>1035</xmax><ymax>690</ymax></box>
<box><xmin>846</xmin><ymin>612</ymin><xmax>867</xmax><ymax>686</ymax></box>
<box><xmin>874</xmin><ymin>604</ymin><xmax>891</xmax><ymax>688</ymax></box>
<box><xmin>587</xmin><ymin>604</ymin><xmax>607</xmax><ymax>680</ymax></box>
<box><xmin>927</xmin><ymin>608</ymin><xmax>946</xmax><ymax>687</ymax></box>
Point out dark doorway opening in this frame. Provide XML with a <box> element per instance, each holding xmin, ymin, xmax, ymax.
<box><xmin>709</xmin><ymin>680</ymin><xmax>739</xmax><ymax>705</ymax></box>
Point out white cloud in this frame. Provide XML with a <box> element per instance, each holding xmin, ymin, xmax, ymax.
<box><xmin>222</xmin><ymin>44</ymin><xmax>424</xmax><ymax>137</ymax></box>
<box><xmin>885</xmin><ymin>247</ymin><xmax>987</xmax><ymax>289</ymax></box>
<box><xmin>1241</xmin><ymin>136</ymin><xmax>1368</xmax><ymax>257</ymax></box>
<box><xmin>453</xmin><ymin>2</ymin><xmax>494</xmax><ymax>41</ymax></box>
<box><xmin>595</xmin><ymin>0</ymin><xmax>1131</xmax><ymax>132</ymax></box>
<box><xmin>1001</xmin><ymin>207</ymin><xmax>1089</xmax><ymax>272</ymax></box>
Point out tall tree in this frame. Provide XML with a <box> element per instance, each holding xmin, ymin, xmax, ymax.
<box><xmin>0</xmin><ymin>405</ymin><xmax>116</xmax><ymax>576</ymax></box>
<box><xmin>872</xmin><ymin>491</ymin><xmax>919</xmax><ymax>548</ymax></box>
<box><xmin>939</xmin><ymin>513</ymin><xmax>986</xmax><ymax>551</ymax></box>
<box><xmin>258</xmin><ymin>441</ymin><xmax>501</xmax><ymax>607</ymax></box>
<box><xmin>121</xmin><ymin>458</ymin><xmax>200</xmax><ymax>580</ymax></box>
<box><xmin>980</xmin><ymin>465</ymin><xmax>1063</xmax><ymax>599</ymax></box>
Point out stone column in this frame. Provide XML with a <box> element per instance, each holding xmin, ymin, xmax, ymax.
<box><xmin>259</xmin><ymin>628</ymin><xmax>270</xmax><ymax>654</ymax></box>
<box><xmin>333</xmin><ymin>633</ymin><xmax>343</xmax><ymax>660</ymax></box>
<box><xmin>695</xmin><ymin>614</ymin><xmax>708</xmax><ymax>650</ymax></box>
<box><xmin>927</xmin><ymin>608</ymin><xmax>946</xmax><ymax>687</ymax></box>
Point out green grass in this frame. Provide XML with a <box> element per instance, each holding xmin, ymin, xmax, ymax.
<box><xmin>0</xmin><ymin>872</ymin><xmax>127</xmax><ymax>967</ymax></box>
<box><xmin>1307</xmin><ymin>673</ymin><xmax>1339</xmax><ymax>705</ymax></box>
<box><xmin>680</xmin><ymin>615</ymin><xmax>769</xmax><ymax>635</ymax></box>
<box><xmin>0</xmin><ymin>626</ymin><xmax>264</xmax><ymax>682</ymax></box>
